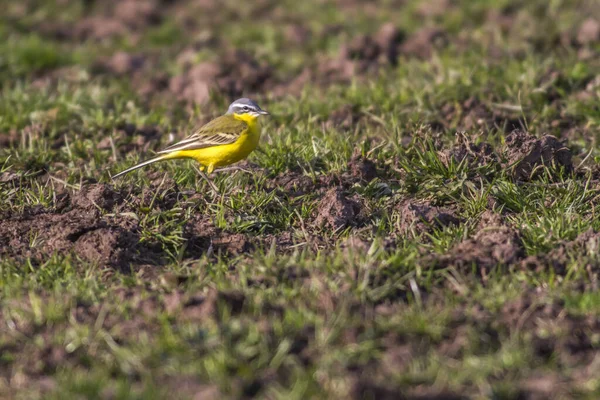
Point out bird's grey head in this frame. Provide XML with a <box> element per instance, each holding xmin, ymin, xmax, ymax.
<box><xmin>227</xmin><ymin>98</ymin><xmax>269</xmax><ymax>117</ymax></box>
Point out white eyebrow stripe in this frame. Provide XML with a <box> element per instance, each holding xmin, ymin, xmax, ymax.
<box><xmin>234</xmin><ymin>105</ymin><xmax>256</xmax><ymax>113</ymax></box>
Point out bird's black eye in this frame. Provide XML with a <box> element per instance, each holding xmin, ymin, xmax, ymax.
<box><xmin>242</xmin><ymin>106</ymin><xmax>250</xmax><ymax>112</ymax></box>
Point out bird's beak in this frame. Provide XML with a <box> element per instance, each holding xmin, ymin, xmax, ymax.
<box><xmin>258</xmin><ymin>109</ymin><xmax>270</xmax><ymax>115</ymax></box>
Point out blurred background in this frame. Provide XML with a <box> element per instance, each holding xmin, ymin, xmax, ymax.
<box><xmin>2</xmin><ymin>1</ymin><xmax>598</xmax><ymax>107</ymax></box>
<box><xmin>2</xmin><ymin>1</ymin><xmax>599</xmax><ymax>163</ymax></box>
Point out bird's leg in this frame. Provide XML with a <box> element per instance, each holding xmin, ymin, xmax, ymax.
<box><xmin>193</xmin><ymin>165</ymin><xmax>219</xmax><ymax>194</ymax></box>
<box><xmin>213</xmin><ymin>166</ymin><xmax>254</xmax><ymax>174</ymax></box>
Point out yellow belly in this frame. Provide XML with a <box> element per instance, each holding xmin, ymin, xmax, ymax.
<box><xmin>175</xmin><ymin>124</ymin><xmax>260</xmax><ymax>172</ymax></box>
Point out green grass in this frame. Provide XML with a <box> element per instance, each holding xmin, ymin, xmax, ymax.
<box><xmin>1</xmin><ymin>0</ymin><xmax>600</xmax><ymax>399</ymax></box>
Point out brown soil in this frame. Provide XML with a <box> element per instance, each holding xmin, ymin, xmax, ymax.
<box><xmin>502</xmin><ymin>130</ymin><xmax>573</xmax><ymax>181</ymax></box>
<box><xmin>34</xmin><ymin>0</ymin><xmax>559</xmax><ymax>111</ymax></box>
<box><xmin>74</xmin><ymin>0</ymin><xmax>163</xmax><ymax>41</ymax></box>
<box><xmin>0</xmin><ymin>128</ymin><xmax>19</xmax><ymax>148</ymax></box>
<box><xmin>32</xmin><ymin>0</ymin><xmax>168</xmax><ymax>43</ymax></box>
<box><xmin>272</xmin><ymin>172</ymin><xmax>320</xmax><ymax>197</ymax></box>
<box><xmin>0</xmin><ymin>284</ymin><xmax>254</xmax><ymax>394</ymax></box>
<box><xmin>276</xmin><ymin>22</ymin><xmax>446</xmax><ymax>94</ymax></box>
<box><xmin>438</xmin><ymin>97</ymin><xmax>526</xmax><ymax>132</ymax></box>
<box><xmin>5</xmin><ymin>282</ymin><xmax>596</xmax><ymax>398</ymax></box>
<box><xmin>521</xmin><ymin>228</ymin><xmax>600</xmax><ymax>275</ymax></box>
<box><xmin>169</xmin><ymin>50</ymin><xmax>275</xmax><ymax>105</ymax></box>
<box><xmin>326</xmin><ymin>105</ymin><xmax>363</xmax><ymax>131</ymax></box>
<box><xmin>342</xmin><ymin>23</ymin><xmax>405</xmax><ymax>67</ymax></box>
<box><xmin>576</xmin><ymin>18</ymin><xmax>600</xmax><ymax>46</ymax></box>
<box><xmin>347</xmin><ymin>151</ymin><xmax>379</xmax><ymax>182</ymax></box>
<box><xmin>98</xmin><ymin>51</ymin><xmax>147</xmax><ymax>76</ymax></box>
<box><xmin>501</xmin><ymin>290</ymin><xmax>600</xmax><ymax>375</ymax></box>
<box><xmin>0</xmin><ymin>183</ymin><xmax>273</xmax><ymax>270</ymax></box>
<box><xmin>270</xmin><ymin>160</ymin><xmax>380</xmax><ymax>198</ymax></box>
<box><xmin>0</xmin><ymin>185</ymin><xmax>137</xmax><ymax>270</ymax></box>
<box><xmin>93</xmin><ymin>46</ymin><xmax>279</xmax><ymax>106</ymax></box>
<box><xmin>428</xmin><ymin>211</ymin><xmax>525</xmax><ymax>275</ymax></box>
<box><xmin>399</xmin><ymin>27</ymin><xmax>448</xmax><ymax>59</ymax></box>
<box><xmin>438</xmin><ymin>133</ymin><xmax>499</xmax><ymax>172</ymax></box>
<box><xmin>4</xmin><ymin>131</ymin><xmax>569</xmax><ymax>276</ymax></box>
<box><xmin>313</xmin><ymin>187</ymin><xmax>361</xmax><ymax>230</ymax></box>
<box><xmin>397</xmin><ymin>199</ymin><xmax>460</xmax><ymax>236</ymax></box>
<box><xmin>346</xmin><ymin>284</ymin><xmax>600</xmax><ymax>399</ymax></box>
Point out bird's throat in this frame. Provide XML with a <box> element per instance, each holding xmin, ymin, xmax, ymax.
<box><xmin>233</xmin><ymin>113</ymin><xmax>259</xmax><ymax>125</ymax></box>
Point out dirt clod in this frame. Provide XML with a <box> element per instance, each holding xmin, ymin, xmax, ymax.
<box><xmin>290</xmin><ymin>23</ymin><xmax>405</xmax><ymax>91</ymax></box>
<box><xmin>416</xmin><ymin>0</ymin><xmax>454</xmax><ymax>18</ymax></box>
<box><xmin>430</xmin><ymin>211</ymin><xmax>524</xmax><ymax>273</ymax></box>
<box><xmin>341</xmin><ymin>24</ymin><xmax>404</xmax><ymax>68</ymax></box>
<box><xmin>439</xmin><ymin>134</ymin><xmax>499</xmax><ymax>171</ymax></box>
<box><xmin>284</xmin><ymin>24</ymin><xmax>312</xmax><ymax>45</ymax></box>
<box><xmin>314</xmin><ymin>188</ymin><xmax>360</xmax><ymax>230</ymax></box>
<box><xmin>182</xmin><ymin>289</ymin><xmax>246</xmax><ymax>320</ymax></box>
<box><xmin>400</xmin><ymin>27</ymin><xmax>448</xmax><ymax>58</ymax></box>
<box><xmin>326</xmin><ymin>105</ymin><xmax>362</xmax><ymax>130</ymax></box>
<box><xmin>102</xmin><ymin>52</ymin><xmax>146</xmax><ymax>75</ymax></box>
<box><xmin>217</xmin><ymin>290</ymin><xmax>246</xmax><ymax>315</ymax></box>
<box><xmin>212</xmin><ymin>234</ymin><xmax>251</xmax><ymax>255</ymax></box>
<box><xmin>71</xmin><ymin>183</ymin><xmax>123</xmax><ymax>211</ymax></box>
<box><xmin>273</xmin><ymin>172</ymin><xmax>317</xmax><ymax>197</ymax></box>
<box><xmin>373</xmin><ymin>23</ymin><xmax>405</xmax><ymax>64</ymax></box>
<box><xmin>577</xmin><ymin>18</ymin><xmax>600</xmax><ymax>45</ymax></box>
<box><xmin>348</xmin><ymin>153</ymin><xmax>378</xmax><ymax>182</ymax></box>
<box><xmin>72</xmin><ymin>227</ymin><xmax>138</xmax><ymax>268</ymax></box>
<box><xmin>169</xmin><ymin>50</ymin><xmax>274</xmax><ymax>105</ymax></box>
<box><xmin>114</xmin><ymin>0</ymin><xmax>162</xmax><ymax>28</ymax></box>
<box><xmin>345</xmin><ymin>35</ymin><xmax>382</xmax><ymax>63</ymax></box>
<box><xmin>169</xmin><ymin>62</ymin><xmax>221</xmax><ymax>105</ymax></box>
<box><xmin>74</xmin><ymin>17</ymin><xmax>128</xmax><ymax>41</ymax></box>
<box><xmin>398</xmin><ymin>200</ymin><xmax>460</xmax><ymax>235</ymax></box>
<box><xmin>521</xmin><ymin>228</ymin><xmax>600</xmax><ymax>275</ymax></box>
<box><xmin>503</xmin><ymin>130</ymin><xmax>572</xmax><ymax>181</ymax></box>
<box><xmin>0</xmin><ymin>171</ymin><xmax>20</xmax><ymax>184</ymax></box>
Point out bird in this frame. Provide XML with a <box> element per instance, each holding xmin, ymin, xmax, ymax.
<box><xmin>111</xmin><ymin>98</ymin><xmax>269</xmax><ymax>190</ymax></box>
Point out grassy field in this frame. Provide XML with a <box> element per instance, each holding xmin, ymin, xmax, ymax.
<box><xmin>1</xmin><ymin>0</ymin><xmax>600</xmax><ymax>398</ymax></box>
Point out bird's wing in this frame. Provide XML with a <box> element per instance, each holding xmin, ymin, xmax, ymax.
<box><xmin>157</xmin><ymin>115</ymin><xmax>247</xmax><ymax>154</ymax></box>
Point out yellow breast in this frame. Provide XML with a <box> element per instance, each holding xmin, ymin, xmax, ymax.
<box><xmin>178</xmin><ymin>116</ymin><xmax>261</xmax><ymax>172</ymax></box>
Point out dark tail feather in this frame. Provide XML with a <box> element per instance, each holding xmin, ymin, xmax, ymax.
<box><xmin>111</xmin><ymin>155</ymin><xmax>167</xmax><ymax>179</ymax></box>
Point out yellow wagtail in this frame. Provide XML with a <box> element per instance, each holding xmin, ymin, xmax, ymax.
<box><xmin>111</xmin><ymin>98</ymin><xmax>269</xmax><ymax>190</ymax></box>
